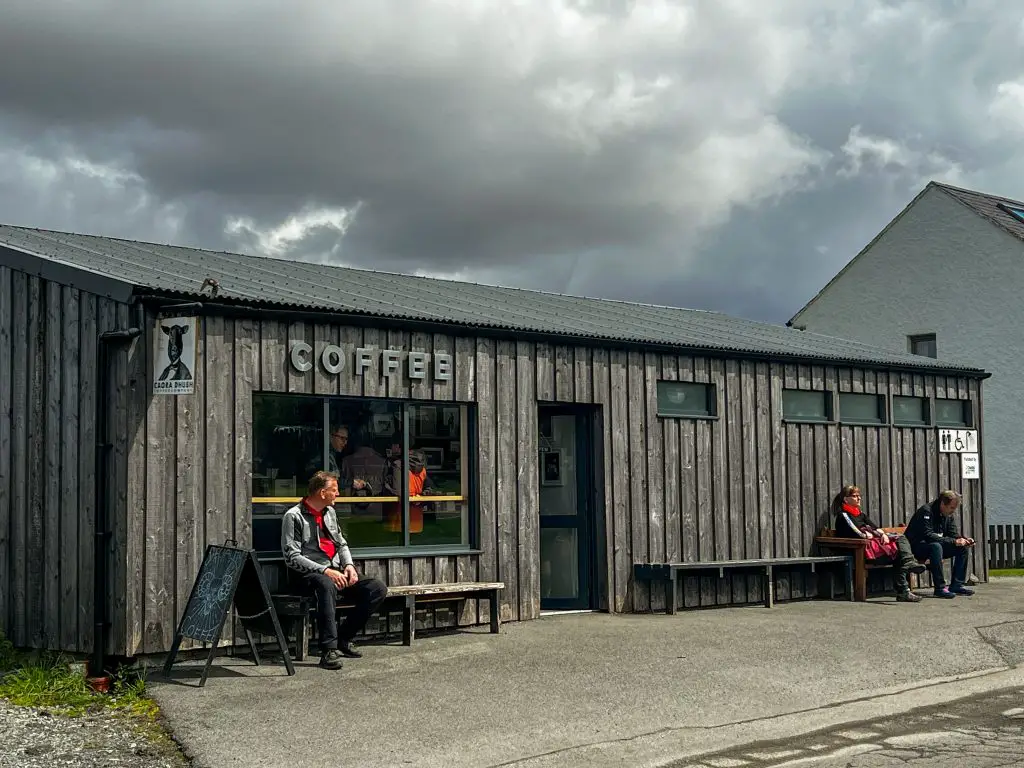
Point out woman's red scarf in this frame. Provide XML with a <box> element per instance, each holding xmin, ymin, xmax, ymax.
<box><xmin>842</xmin><ymin>503</ymin><xmax>862</xmax><ymax>517</ymax></box>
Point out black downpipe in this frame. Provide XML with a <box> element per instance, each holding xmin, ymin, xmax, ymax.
<box><xmin>92</xmin><ymin>319</ymin><xmax>142</xmax><ymax>678</ymax></box>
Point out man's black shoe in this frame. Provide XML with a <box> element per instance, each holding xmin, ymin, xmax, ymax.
<box><xmin>338</xmin><ymin>642</ymin><xmax>363</xmax><ymax>659</ymax></box>
<box><xmin>908</xmin><ymin>563</ymin><xmax>927</xmax><ymax>575</ymax></box>
<box><xmin>319</xmin><ymin>649</ymin><xmax>345</xmax><ymax>670</ymax></box>
<box><xmin>896</xmin><ymin>590</ymin><xmax>922</xmax><ymax>603</ymax></box>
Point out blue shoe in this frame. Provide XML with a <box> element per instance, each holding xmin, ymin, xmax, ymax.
<box><xmin>934</xmin><ymin>587</ymin><xmax>956</xmax><ymax>599</ymax></box>
<box><xmin>950</xmin><ymin>585</ymin><xmax>974</xmax><ymax>596</ymax></box>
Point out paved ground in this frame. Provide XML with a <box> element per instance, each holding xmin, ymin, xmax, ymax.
<box><xmin>148</xmin><ymin>578</ymin><xmax>1024</xmax><ymax>768</ymax></box>
<box><xmin>671</xmin><ymin>687</ymin><xmax>1024</xmax><ymax>767</ymax></box>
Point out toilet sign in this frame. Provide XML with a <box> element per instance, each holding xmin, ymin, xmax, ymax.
<box><xmin>961</xmin><ymin>453</ymin><xmax>980</xmax><ymax>479</ymax></box>
<box><xmin>938</xmin><ymin>428</ymin><xmax>977</xmax><ymax>454</ymax></box>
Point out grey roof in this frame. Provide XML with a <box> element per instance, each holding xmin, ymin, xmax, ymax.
<box><xmin>934</xmin><ymin>181</ymin><xmax>1024</xmax><ymax>244</ymax></box>
<box><xmin>0</xmin><ymin>224</ymin><xmax>985</xmax><ymax>375</ymax></box>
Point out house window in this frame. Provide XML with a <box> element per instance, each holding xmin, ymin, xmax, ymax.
<box><xmin>934</xmin><ymin>398</ymin><xmax>971</xmax><ymax>427</ymax></box>
<box><xmin>782</xmin><ymin>389</ymin><xmax>833</xmax><ymax>423</ymax></box>
<box><xmin>892</xmin><ymin>395</ymin><xmax>930</xmax><ymax>426</ymax></box>
<box><xmin>839</xmin><ymin>393</ymin><xmax>886</xmax><ymax>425</ymax></box>
<box><xmin>252</xmin><ymin>394</ymin><xmax>473</xmax><ymax>555</ymax></box>
<box><xmin>656</xmin><ymin>381</ymin><xmax>716</xmax><ymax>418</ymax></box>
<box><xmin>908</xmin><ymin>334</ymin><xmax>937</xmax><ymax>358</ymax></box>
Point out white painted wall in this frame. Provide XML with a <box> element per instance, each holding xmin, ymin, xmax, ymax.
<box><xmin>791</xmin><ymin>186</ymin><xmax>1024</xmax><ymax>524</ymax></box>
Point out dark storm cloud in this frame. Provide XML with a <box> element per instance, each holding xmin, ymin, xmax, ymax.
<box><xmin>1</xmin><ymin>1</ymin><xmax>1023</xmax><ymax>322</ymax></box>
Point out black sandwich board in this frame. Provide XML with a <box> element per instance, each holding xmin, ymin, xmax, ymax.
<box><xmin>163</xmin><ymin>540</ymin><xmax>295</xmax><ymax>686</ymax></box>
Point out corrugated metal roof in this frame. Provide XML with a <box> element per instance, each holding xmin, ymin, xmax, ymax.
<box><xmin>0</xmin><ymin>224</ymin><xmax>985</xmax><ymax>375</ymax></box>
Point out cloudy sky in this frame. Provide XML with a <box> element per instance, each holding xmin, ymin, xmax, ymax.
<box><xmin>1</xmin><ymin>1</ymin><xmax>1022</xmax><ymax>323</ymax></box>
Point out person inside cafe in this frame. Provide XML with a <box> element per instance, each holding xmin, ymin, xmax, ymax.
<box><xmin>384</xmin><ymin>448</ymin><xmax>434</xmax><ymax>534</ymax></box>
<box><xmin>832</xmin><ymin>484</ymin><xmax>926</xmax><ymax>603</ymax></box>
<box><xmin>281</xmin><ymin>471</ymin><xmax>388</xmax><ymax>670</ymax></box>
<box><xmin>904</xmin><ymin>489</ymin><xmax>975</xmax><ymax>598</ymax></box>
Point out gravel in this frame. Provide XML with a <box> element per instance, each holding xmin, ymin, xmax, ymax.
<box><xmin>0</xmin><ymin>698</ymin><xmax>189</xmax><ymax>768</ymax></box>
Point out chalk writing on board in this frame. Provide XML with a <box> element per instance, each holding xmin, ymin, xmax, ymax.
<box><xmin>179</xmin><ymin>546</ymin><xmax>245</xmax><ymax>643</ymax></box>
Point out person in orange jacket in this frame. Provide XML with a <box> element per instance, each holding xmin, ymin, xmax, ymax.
<box><xmin>385</xmin><ymin>449</ymin><xmax>434</xmax><ymax>533</ymax></box>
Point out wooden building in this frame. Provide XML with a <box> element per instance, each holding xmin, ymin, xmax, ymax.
<box><xmin>0</xmin><ymin>226</ymin><xmax>990</xmax><ymax>662</ymax></box>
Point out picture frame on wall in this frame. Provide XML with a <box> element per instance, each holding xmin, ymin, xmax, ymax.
<box><xmin>422</xmin><ymin>446</ymin><xmax>444</xmax><ymax>470</ymax></box>
<box><xmin>540</xmin><ymin>448</ymin><xmax>563</xmax><ymax>487</ymax></box>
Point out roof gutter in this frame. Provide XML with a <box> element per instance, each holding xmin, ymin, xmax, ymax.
<box><xmin>131</xmin><ymin>291</ymin><xmax>991</xmax><ymax>380</ymax></box>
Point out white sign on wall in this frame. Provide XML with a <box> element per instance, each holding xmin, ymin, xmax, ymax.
<box><xmin>153</xmin><ymin>316</ymin><xmax>197</xmax><ymax>395</ymax></box>
<box><xmin>938</xmin><ymin>428</ymin><xmax>978</xmax><ymax>454</ymax></box>
<box><xmin>961</xmin><ymin>452</ymin><xmax>980</xmax><ymax>479</ymax></box>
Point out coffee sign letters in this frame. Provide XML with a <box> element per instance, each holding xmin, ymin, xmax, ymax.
<box><xmin>289</xmin><ymin>341</ymin><xmax>452</xmax><ymax>382</ymax></box>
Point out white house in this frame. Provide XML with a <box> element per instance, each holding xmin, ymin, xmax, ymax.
<box><xmin>789</xmin><ymin>181</ymin><xmax>1024</xmax><ymax>524</ymax></box>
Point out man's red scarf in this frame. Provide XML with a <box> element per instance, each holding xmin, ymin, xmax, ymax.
<box><xmin>842</xmin><ymin>503</ymin><xmax>862</xmax><ymax>517</ymax></box>
<box><xmin>303</xmin><ymin>499</ymin><xmax>336</xmax><ymax>560</ymax></box>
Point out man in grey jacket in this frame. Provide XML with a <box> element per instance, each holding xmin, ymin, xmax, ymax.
<box><xmin>281</xmin><ymin>471</ymin><xmax>388</xmax><ymax>669</ymax></box>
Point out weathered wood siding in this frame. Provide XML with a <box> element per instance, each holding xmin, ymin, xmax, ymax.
<box><xmin>0</xmin><ymin>265</ymin><xmax>129</xmax><ymax>653</ymax></box>
<box><xmin>0</xmin><ymin>281</ymin><xmax>987</xmax><ymax>654</ymax></box>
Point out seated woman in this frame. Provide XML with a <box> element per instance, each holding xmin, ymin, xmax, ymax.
<box><xmin>831</xmin><ymin>484</ymin><xmax>926</xmax><ymax>603</ymax></box>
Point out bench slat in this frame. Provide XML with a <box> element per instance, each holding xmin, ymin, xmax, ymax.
<box><xmin>385</xmin><ymin>582</ymin><xmax>504</xmax><ymax>596</ymax></box>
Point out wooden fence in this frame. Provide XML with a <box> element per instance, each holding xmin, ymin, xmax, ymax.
<box><xmin>989</xmin><ymin>525</ymin><xmax>1024</xmax><ymax>569</ymax></box>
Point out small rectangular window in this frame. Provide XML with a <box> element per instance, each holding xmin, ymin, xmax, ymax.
<box><xmin>782</xmin><ymin>389</ymin><xmax>832</xmax><ymax>423</ymax></box>
<box><xmin>908</xmin><ymin>333</ymin><xmax>937</xmax><ymax>358</ymax></box>
<box><xmin>934</xmin><ymin>398</ymin><xmax>971</xmax><ymax>427</ymax></box>
<box><xmin>839</xmin><ymin>393</ymin><xmax>886</xmax><ymax>425</ymax></box>
<box><xmin>656</xmin><ymin>381</ymin><xmax>716</xmax><ymax>418</ymax></box>
<box><xmin>892</xmin><ymin>395</ymin><xmax>930</xmax><ymax>426</ymax></box>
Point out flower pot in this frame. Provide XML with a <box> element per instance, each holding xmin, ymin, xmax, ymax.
<box><xmin>87</xmin><ymin>675</ymin><xmax>112</xmax><ymax>694</ymax></box>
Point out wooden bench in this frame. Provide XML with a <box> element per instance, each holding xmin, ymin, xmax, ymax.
<box><xmin>270</xmin><ymin>581</ymin><xmax>504</xmax><ymax>661</ymax></box>
<box><xmin>634</xmin><ymin>556</ymin><xmax>853</xmax><ymax>613</ymax></box>
<box><xmin>814</xmin><ymin>526</ymin><xmax>929</xmax><ymax>602</ymax></box>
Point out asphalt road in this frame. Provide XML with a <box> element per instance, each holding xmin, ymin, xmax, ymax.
<box><xmin>673</xmin><ymin>686</ymin><xmax>1024</xmax><ymax>767</ymax></box>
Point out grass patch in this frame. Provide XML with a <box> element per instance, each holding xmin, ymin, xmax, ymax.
<box><xmin>990</xmin><ymin>568</ymin><xmax>1024</xmax><ymax>577</ymax></box>
<box><xmin>0</xmin><ymin>632</ymin><xmax>156</xmax><ymax>718</ymax></box>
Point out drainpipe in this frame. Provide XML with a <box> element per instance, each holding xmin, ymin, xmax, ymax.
<box><xmin>92</xmin><ymin>306</ymin><xmax>143</xmax><ymax>678</ymax></box>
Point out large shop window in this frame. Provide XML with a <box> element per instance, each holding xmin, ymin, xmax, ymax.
<box><xmin>252</xmin><ymin>394</ymin><xmax>473</xmax><ymax>555</ymax></box>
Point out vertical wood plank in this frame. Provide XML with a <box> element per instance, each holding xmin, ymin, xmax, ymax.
<box><xmin>709</xmin><ymin>358</ymin><xmax>730</xmax><ymax>604</ymax></box>
<box><xmin>693</xmin><ymin>358</ymin><xmax>715</xmax><ymax>605</ymax></box>
<box><xmin>591</xmin><ymin>348</ymin><xmax>613</xmax><ymax>612</ymax></box>
<box><xmin>25</xmin><ymin>276</ymin><xmax>44</xmax><ymax>646</ymax></box>
<box><xmin>573</xmin><ymin>346</ymin><xmax>592</xmax><ymax>404</ymax></box>
<box><xmin>609</xmin><ymin>349</ymin><xmax>630</xmax><ymax>612</ymax></box>
<box><xmin>174</xmin><ymin>315</ymin><xmax>204</xmax><ymax>652</ymax></box>
<box><xmin>516</xmin><ymin>340</ymin><xmax>539</xmax><ymax>620</ymax></box>
<box><xmin>769</xmin><ymin>364</ymin><xmax>789</xmax><ymax>601</ymax></box>
<box><xmin>0</xmin><ymin>268</ymin><xmax>10</xmax><ymax>642</ymax></box>
<box><xmin>741</xmin><ymin>361</ymin><xmax>759</xmax><ymax>568</ymax></box>
<box><xmin>453</xmin><ymin>335</ymin><xmax>478</xmax><ymax>625</ymax></box>
<box><xmin>287</xmin><ymin>321</ymin><xmax>310</xmax><ymax>394</ymax></box>
<box><xmin>122</xmin><ymin>308</ymin><xmax>148</xmax><ymax>656</ymax></box>
<box><xmin>59</xmin><ymin>288</ymin><xmax>80</xmax><ymax>651</ymax></box>
<box><xmin>44</xmin><ymin>283</ymin><xmax>62</xmax><ymax>647</ymax></box>
<box><xmin>644</xmin><ymin>354</ymin><xmax>666</xmax><ymax>610</ymax></box>
<box><xmin>234</xmin><ymin>319</ymin><xmax>258</xmax><ymax>552</ymax></box>
<box><xmin>754</xmin><ymin>362</ymin><xmax>773</xmax><ymax>560</ymax></box>
<box><xmin>554</xmin><ymin>345</ymin><xmax>574</xmax><ymax>402</ymax></box>
<box><xmin>535</xmin><ymin>343</ymin><xmax>554</xmax><ymax>402</ymax></box>
<box><xmin>338</xmin><ymin>326</ymin><xmax>363</xmax><ymax>397</ymax></box>
<box><xmin>455</xmin><ymin>337</ymin><xmax>476</xmax><ymax>402</ymax></box>
<box><xmin>77</xmin><ymin>294</ymin><xmax>97</xmax><ymax>653</ymax></box>
<box><xmin>204</xmin><ymin>317</ymin><xmax>233</xmax><ymax>561</ymax></box>
<box><xmin>495</xmin><ymin>340</ymin><xmax>518</xmax><ymax>621</ymax></box>
<box><xmin>312</xmin><ymin>323</ymin><xmax>337</xmax><ymax>396</ymax></box>
<box><xmin>361</xmin><ymin>329</ymin><xmax>384</xmax><ymax>399</ymax></box>
<box><xmin>110</xmin><ymin>303</ymin><xmax>131</xmax><ymax>655</ymax></box>
<box><xmin>627</xmin><ymin>350</ymin><xmax>649</xmax><ymax>610</ymax></box>
<box><xmin>260</xmin><ymin>320</ymin><xmax>286</xmax><ymax>392</ymax></box>
<box><xmin>661</xmin><ymin>356</ymin><xmax>681</xmax><ymax>568</ymax></box>
<box><xmin>145</xmin><ymin>317</ymin><xmax>176</xmax><ymax>654</ymax></box>
<box><xmin>9</xmin><ymin>269</ymin><xmax>28</xmax><ymax>646</ymax></box>
<box><xmin>475</xmin><ymin>339</ymin><xmax>497</xmax><ymax>591</ymax></box>
<box><xmin>675</xmin><ymin>357</ymin><xmax>698</xmax><ymax>607</ymax></box>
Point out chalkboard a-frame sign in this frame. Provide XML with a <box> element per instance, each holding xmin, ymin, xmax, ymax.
<box><xmin>163</xmin><ymin>541</ymin><xmax>296</xmax><ymax>686</ymax></box>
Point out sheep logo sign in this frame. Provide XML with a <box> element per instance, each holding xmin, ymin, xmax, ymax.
<box><xmin>153</xmin><ymin>316</ymin><xmax>197</xmax><ymax>395</ymax></box>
